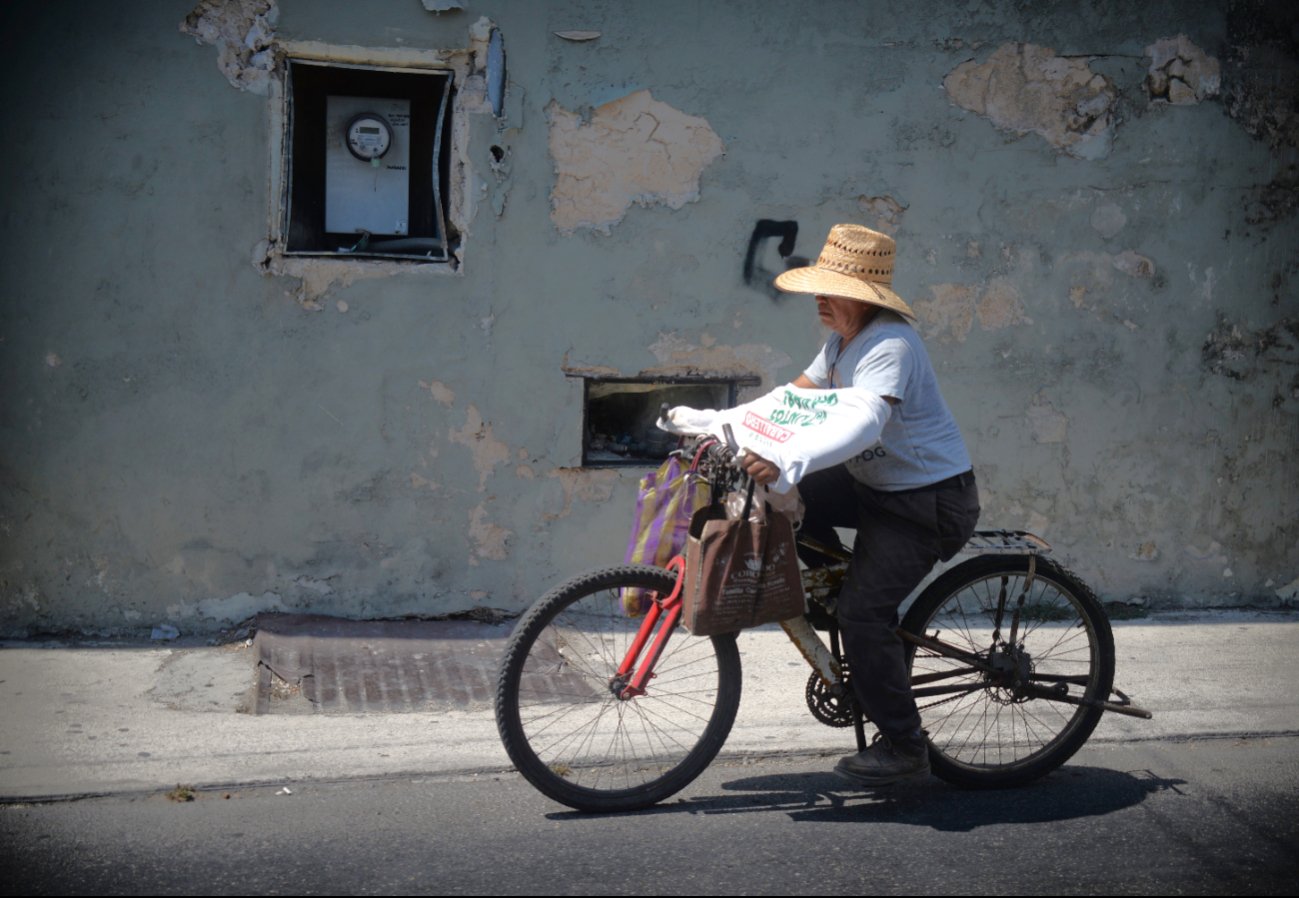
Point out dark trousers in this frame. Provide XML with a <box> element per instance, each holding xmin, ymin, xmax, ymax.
<box><xmin>797</xmin><ymin>465</ymin><xmax>980</xmax><ymax>739</ymax></box>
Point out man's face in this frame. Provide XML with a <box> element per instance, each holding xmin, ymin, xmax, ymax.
<box><xmin>815</xmin><ymin>294</ymin><xmax>872</xmax><ymax>338</ymax></box>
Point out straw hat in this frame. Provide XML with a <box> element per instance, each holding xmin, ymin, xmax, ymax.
<box><xmin>774</xmin><ymin>224</ymin><xmax>916</xmax><ymax>320</ymax></box>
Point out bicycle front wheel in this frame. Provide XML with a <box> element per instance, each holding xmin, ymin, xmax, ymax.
<box><xmin>901</xmin><ymin>555</ymin><xmax>1115</xmax><ymax>788</ymax></box>
<box><xmin>495</xmin><ymin>565</ymin><xmax>742</xmax><ymax>812</ymax></box>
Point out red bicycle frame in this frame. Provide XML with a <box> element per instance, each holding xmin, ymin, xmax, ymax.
<box><xmin>615</xmin><ymin>556</ymin><xmax>687</xmax><ymax>698</ymax></box>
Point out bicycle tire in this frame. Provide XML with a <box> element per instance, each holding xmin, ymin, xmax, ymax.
<box><xmin>495</xmin><ymin>564</ymin><xmax>742</xmax><ymax>812</ymax></box>
<box><xmin>900</xmin><ymin>554</ymin><xmax>1115</xmax><ymax>788</ymax></box>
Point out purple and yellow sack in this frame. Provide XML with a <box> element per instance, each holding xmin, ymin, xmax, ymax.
<box><xmin>621</xmin><ymin>452</ymin><xmax>712</xmax><ymax>615</ymax></box>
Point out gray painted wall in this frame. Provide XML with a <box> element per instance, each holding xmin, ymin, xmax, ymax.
<box><xmin>2</xmin><ymin>0</ymin><xmax>1296</xmax><ymax>636</ymax></box>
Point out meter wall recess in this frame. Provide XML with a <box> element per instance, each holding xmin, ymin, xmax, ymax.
<box><xmin>325</xmin><ymin>96</ymin><xmax>412</xmax><ymax>236</ymax></box>
<box><xmin>282</xmin><ymin>59</ymin><xmax>454</xmax><ymax>261</ymax></box>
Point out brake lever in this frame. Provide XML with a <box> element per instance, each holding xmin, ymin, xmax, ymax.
<box><xmin>719</xmin><ymin>424</ymin><xmax>744</xmax><ymax>469</ymax></box>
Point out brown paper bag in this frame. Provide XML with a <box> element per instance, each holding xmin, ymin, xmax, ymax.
<box><xmin>681</xmin><ymin>483</ymin><xmax>806</xmax><ymax>636</ymax></box>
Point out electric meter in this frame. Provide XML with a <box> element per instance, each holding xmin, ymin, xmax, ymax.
<box><xmin>325</xmin><ymin>96</ymin><xmax>411</xmax><ymax>236</ymax></box>
<box><xmin>344</xmin><ymin>113</ymin><xmax>393</xmax><ymax>161</ymax></box>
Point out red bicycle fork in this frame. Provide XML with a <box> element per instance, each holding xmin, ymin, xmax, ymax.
<box><xmin>615</xmin><ymin>556</ymin><xmax>687</xmax><ymax>699</ymax></box>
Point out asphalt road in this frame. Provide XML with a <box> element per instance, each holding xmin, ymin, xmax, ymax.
<box><xmin>5</xmin><ymin>734</ymin><xmax>1297</xmax><ymax>896</ymax></box>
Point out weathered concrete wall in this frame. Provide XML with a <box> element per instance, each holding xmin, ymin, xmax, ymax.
<box><xmin>1</xmin><ymin>0</ymin><xmax>1296</xmax><ymax>636</ymax></box>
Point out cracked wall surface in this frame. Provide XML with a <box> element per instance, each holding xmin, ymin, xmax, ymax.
<box><xmin>2</xmin><ymin>0</ymin><xmax>1297</xmax><ymax>636</ymax></box>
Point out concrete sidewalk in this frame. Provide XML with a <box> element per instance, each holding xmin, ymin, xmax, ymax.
<box><xmin>2</xmin><ymin>610</ymin><xmax>1297</xmax><ymax>801</ymax></box>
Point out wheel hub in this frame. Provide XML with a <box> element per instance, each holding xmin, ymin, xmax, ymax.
<box><xmin>608</xmin><ymin>674</ymin><xmax>633</xmax><ymax>699</ymax></box>
<box><xmin>985</xmin><ymin>642</ymin><xmax>1034</xmax><ymax>704</ymax></box>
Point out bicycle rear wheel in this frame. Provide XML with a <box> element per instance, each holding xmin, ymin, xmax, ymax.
<box><xmin>901</xmin><ymin>555</ymin><xmax>1115</xmax><ymax>788</ymax></box>
<box><xmin>495</xmin><ymin>564</ymin><xmax>741</xmax><ymax>812</ymax></box>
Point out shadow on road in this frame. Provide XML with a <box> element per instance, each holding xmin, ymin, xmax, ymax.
<box><xmin>548</xmin><ymin>765</ymin><xmax>1185</xmax><ymax>828</ymax></box>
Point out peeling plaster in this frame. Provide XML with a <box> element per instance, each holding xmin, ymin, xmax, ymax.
<box><xmin>1058</xmin><ymin>250</ymin><xmax>1157</xmax><ymax>323</ymax></box>
<box><xmin>645</xmin><ymin>333</ymin><xmax>792</xmax><ymax>386</ymax></box>
<box><xmin>913</xmin><ymin>279</ymin><xmax>1031</xmax><ymax>344</ymax></box>
<box><xmin>547</xmin><ymin>90</ymin><xmax>725</xmax><ymax>234</ymax></box>
<box><xmin>1145</xmin><ymin>35</ymin><xmax>1221</xmax><ymax>106</ymax></box>
<box><xmin>467</xmin><ymin>504</ymin><xmax>511</xmax><ymax>564</ymax></box>
<box><xmin>180</xmin><ymin>0</ymin><xmax>277</xmax><ymax>95</ymax></box>
<box><xmin>560</xmin><ymin>353</ymin><xmax>622</xmax><ymax>379</ymax></box>
<box><xmin>1132</xmin><ymin>542</ymin><xmax>1160</xmax><ymax>562</ymax></box>
<box><xmin>857</xmin><ymin>195</ymin><xmax>908</xmax><ymax>233</ymax></box>
<box><xmin>915</xmin><ymin>284</ymin><xmax>976</xmax><ymax>343</ymax></box>
<box><xmin>944</xmin><ymin>43</ymin><xmax>1118</xmax><ymax>159</ymax></box>
<box><xmin>448</xmin><ymin>405</ymin><xmax>512</xmax><ymax>491</ymax></box>
<box><xmin>420</xmin><ymin>379</ymin><xmax>456</xmax><ymax>406</ymax></box>
<box><xmin>545</xmin><ymin>468</ymin><xmax>619</xmax><ymax>521</ymax></box>
<box><xmin>178</xmin><ymin>590</ymin><xmax>285</xmax><ymax>625</ymax></box>
<box><xmin>1112</xmin><ymin>250</ymin><xmax>1155</xmax><ymax>280</ymax></box>
<box><xmin>255</xmin><ymin>246</ymin><xmax>445</xmax><ymax>308</ymax></box>
<box><xmin>1185</xmin><ymin>539</ymin><xmax>1230</xmax><ymax>567</ymax></box>
<box><xmin>976</xmin><ymin>277</ymin><xmax>1032</xmax><ymax>332</ymax></box>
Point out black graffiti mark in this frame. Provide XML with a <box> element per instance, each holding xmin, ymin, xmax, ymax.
<box><xmin>743</xmin><ymin>219</ymin><xmax>805</xmax><ymax>299</ymax></box>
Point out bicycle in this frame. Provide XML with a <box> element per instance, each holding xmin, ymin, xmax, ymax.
<box><xmin>494</xmin><ymin>437</ymin><xmax>1151</xmax><ymax>812</ymax></box>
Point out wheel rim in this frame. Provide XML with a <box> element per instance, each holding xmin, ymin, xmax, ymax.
<box><xmin>509</xmin><ymin>579</ymin><xmax>730</xmax><ymax>798</ymax></box>
<box><xmin>909</xmin><ymin>568</ymin><xmax>1103</xmax><ymax>772</ymax></box>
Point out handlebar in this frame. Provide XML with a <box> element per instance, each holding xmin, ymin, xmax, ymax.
<box><xmin>672</xmin><ymin>433</ymin><xmax>748</xmax><ymax>491</ymax></box>
<box><xmin>657</xmin><ymin>404</ymin><xmax>751</xmax><ymax>497</ymax></box>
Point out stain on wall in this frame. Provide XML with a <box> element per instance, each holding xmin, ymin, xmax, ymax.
<box><xmin>1220</xmin><ymin>0</ymin><xmax>1299</xmax><ymax>149</ymax></box>
<box><xmin>1201</xmin><ymin>316</ymin><xmax>1299</xmax><ymax>396</ymax></box>
<box><xmin>944</xmin><ymin>43</ymin><xmax>1118</xmax><ymax>159</ymax></box>
<box><xmin>547</xmin><ymin>90</ymin><xmax>725</xmax><ymax>234</ymax></box>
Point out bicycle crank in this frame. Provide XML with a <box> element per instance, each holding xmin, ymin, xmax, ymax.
<box><xmin>805</xmin><ymin>672</ymin><xmax>856</xmax><ymax>728</ymax></box>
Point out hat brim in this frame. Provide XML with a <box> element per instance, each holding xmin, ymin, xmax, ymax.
<box><xmin>774</xmin><ymin>266</ymin><xmax>916</xmax><ymax>321</ymax></box>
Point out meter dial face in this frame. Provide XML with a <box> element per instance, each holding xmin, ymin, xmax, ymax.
<box><xmin>344</xmin><ymin>113</ymin><xmax>393</xmax><ymax>161</ymax></box>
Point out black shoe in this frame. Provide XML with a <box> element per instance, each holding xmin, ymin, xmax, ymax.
<box><xmin>834</xmin><ymin>733</ymin><xmax>930</xmax><ymax>785</ymax></box>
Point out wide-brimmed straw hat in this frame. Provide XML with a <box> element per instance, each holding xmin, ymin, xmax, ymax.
<box><xmin>774</xmin><ymin>224</ymin><xmax>916</xmax><ymax>320</ymax></box>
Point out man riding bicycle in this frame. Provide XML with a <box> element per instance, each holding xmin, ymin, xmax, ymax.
<box><xmin>680</xmin><ymin>224</ymin><xmax>980</xmax><ymax>785</ymax></box>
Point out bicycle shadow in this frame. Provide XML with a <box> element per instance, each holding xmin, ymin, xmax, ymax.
<box><xmin>547</xmin><ymin>765</ymin><xmax>1185</xmax><ymax>829</ymax></box>
<box><xmin>718</xmin><ymin>766</ymin><xmax>1183</xmax><ymax>829</ymax></box>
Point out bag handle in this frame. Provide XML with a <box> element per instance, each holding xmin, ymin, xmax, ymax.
<box><xmin>738</xmin><ymin>477</ymin><xmax>755</xmax><ymax>521</ymax></box>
